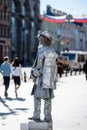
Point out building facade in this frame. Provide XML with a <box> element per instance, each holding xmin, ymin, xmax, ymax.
<box><xmin>0</xmin><ymin>0</ymin><xmax>11</xmax><ymax>64</ymax></box>
<box><xmin>0</xmin><ymin>2</ymin><xmax>87</xmax><ymax>65</ymax></box>
<box><xmin>11</xmin><ymin>0</ymin><xmax>41</xmax><ymax>65</ymax></box>
<box><xmin>41</xmin><ymin>5</ymin><xmax>87</xmax><ymax>55</ymax></box>
<box><xmin>0</xmin><ymin>0</ymin><xmax>41</xmax><ymax>65</ymax></box>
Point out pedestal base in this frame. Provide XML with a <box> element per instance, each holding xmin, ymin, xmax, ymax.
<box><xmin>20</xmin><ymin>121</ymin><xmax>53</xmax><ymax>130</ymax></box>
<box><xmin>29</xmin><ymin>121</ymin><xmax>53</xmax><ymax>130</ymax></box>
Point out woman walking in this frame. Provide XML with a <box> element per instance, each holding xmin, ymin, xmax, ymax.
<box><xmin>11</xmin><ymin>57</ymin><xmax>22</xmax><ymax>98</ymax></box>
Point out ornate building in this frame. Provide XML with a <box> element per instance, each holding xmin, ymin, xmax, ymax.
<box><xmin>0</xmin><ymin>0</ymin><xmax>41</xmax><ymax>65</ymax></box>
<box><xmin>41</xmin><ymin>5</ymin><xmax>87</xmax><ymax>54</ymax></box>
<box><xmin>0</xmin><ymin>0</ymin><xmax>11</xmax><ymax>64</ymax></box>
<box><xmin>11</xmin><ymin>0</ymin><xmax>41</xmax><ymax>65</ymax></box>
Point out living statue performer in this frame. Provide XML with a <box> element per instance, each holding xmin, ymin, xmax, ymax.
<box><xmin>29</xmin><ymin>31</ymin><xmax>58</xmax><ymax>122</ymax></box>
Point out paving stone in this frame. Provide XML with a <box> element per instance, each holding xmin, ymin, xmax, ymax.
<box><xmin>20</xmin><ymin>123</ymin><xmax>28</xmax><ymax>130</ymax></box>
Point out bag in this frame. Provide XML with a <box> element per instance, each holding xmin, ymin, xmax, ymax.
<box><xmin>30</xmin><ymin>68</ymin><xmax>41</xmax><ymax>80</ymax></box>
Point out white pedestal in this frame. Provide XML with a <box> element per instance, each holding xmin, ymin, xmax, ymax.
<box><xmin>29</xmin><ymin>121</ymin><xmax>53</xmax><ymax>130</ymax></box>
<box><xmin>20</xmin><ymin>121</ymin><xmax>53</xmax><ymax>130</ymax></box>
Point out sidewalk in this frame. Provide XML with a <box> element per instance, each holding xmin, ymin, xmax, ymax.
<box><xmin>0</xmin><ymin>68</ymin><xmax>87</xmax><ymax>130</ymax></box>
<box><xmin>53</xmin><ymin>74</ymin><xmax>87</xmax><ymax>130</ymax></box>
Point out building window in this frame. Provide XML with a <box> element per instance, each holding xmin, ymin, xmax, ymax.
<box><xmin>0</xmin><ymin>0</ymin><xmax>3</xmax><ymax>5</ymax></box>
<box><xmin>2</xmin><ymin>26</ymin><xmax>4</xmax><ymax>37</ymax></box>
<box><xmin>4</xmin><ymin>27</ymin><xmax>6</xmax><ymax>37</ymax></box>
<box><xmin>0</xmin><ymin>10</ymin><xmax>3</xmax><ymax>19</ymax></box>
<box><xmin>0</xmin><ymin>26</ymin><xmax>2</xmax><ymax>37</ymax></box>
<box><xmin>7</xmin><ymin>28</ymin><xmax>10</xmax><ymax>38</ymax></box>
<box><xmin>4</xmin><ymin>9</ymin><xmax>6</xmax><ymax>20</ymax></box>
<box><xmin>0</xmin><ymin>26</ymin><xmax>1</xmax><ymax>37</ymax></box>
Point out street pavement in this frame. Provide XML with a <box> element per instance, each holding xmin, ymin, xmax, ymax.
<box><xmin>0</xmin><ymin>68</ymin><xmax>87</xmax><ymax>130</ymax></box>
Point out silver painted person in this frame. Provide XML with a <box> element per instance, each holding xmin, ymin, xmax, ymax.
<box><xmin>29</xmin><ymin>31</ymin><xmax>58</xmax><ymax>122</ymax></box>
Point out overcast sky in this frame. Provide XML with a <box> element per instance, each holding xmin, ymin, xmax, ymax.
<box><xmin>40</xmin><ymin>0</ymin><xmax>87</xmax><ymax>16</ymax></box>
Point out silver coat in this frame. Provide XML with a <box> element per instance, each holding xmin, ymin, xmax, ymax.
<box><xmin>30</xmin><ymin>46</ymin><xmax>58</xmax><ymax>99</ymax></box>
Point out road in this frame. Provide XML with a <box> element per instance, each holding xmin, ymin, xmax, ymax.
<box><xmin>0</xmin><ymin>68</ymin><xmax>87</xmax><ymax>130</ymax></box>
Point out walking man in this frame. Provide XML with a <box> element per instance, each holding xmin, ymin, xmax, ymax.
<box><xmin>29</xmin><ymin>31</ymin><xmax>58</xmax><ymax>122</ymax></box>
<box><xmin>0</xmin><ymin>56</ymin><xmax>11</xmax><ymax>97</ymax></box>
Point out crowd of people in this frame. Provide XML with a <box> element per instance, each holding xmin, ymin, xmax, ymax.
<box><xmin>0</xmin><ymin>56</ymin><xmax>23</xmax><ymax>98</ymax></box>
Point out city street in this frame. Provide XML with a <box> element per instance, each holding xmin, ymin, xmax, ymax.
<box><xmin>0</xmin><ymin>68</ymin><xmax>87</xmax><ymax>130</ymax></box>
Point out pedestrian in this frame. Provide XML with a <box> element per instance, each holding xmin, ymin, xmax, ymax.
<box><xmin>83</xmin><ymin>59</ymin><xmax>87</xmax><ymax>80</ymax></box>
<box><xmin>11</xmin><ymin>57</ymin><xmax>23</xmax><ymax>98</ymax></box>
<box><xmin>29</xmin><ymin>31</ymin><xmax>58</xmax><ymax>122</ymax></box>
<box><xmin>0</xmin><ymin>56</ymin><xmax>11</xmax><ymax>97</ymax></box>
<box><xmin>57</xmin><ymin>58</ymin><xmax>64</xmax><ymax>77</ymax></box>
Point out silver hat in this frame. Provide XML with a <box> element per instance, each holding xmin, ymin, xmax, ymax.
<box><xmin>37</xmin><ymin>31</ymin><xmax>54</xmax><ymax>44</ymax></box>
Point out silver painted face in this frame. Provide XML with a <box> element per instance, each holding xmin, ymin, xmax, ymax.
<box><xmin>38</xmin><ymin>35</ymin><xmax>44</xmax><ymax>45</ymax></box>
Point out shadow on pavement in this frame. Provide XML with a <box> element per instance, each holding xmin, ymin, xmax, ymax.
<box><xmin>4</xmin><ymin>97</ymin><xmax>26</xmax><ymax>101</ymax></box>
<box><xmin>5</xmin><ymin>97</ymin><xmax>14</xmax><ymax>101</ymax></box>
<box><xmin>14</xmin><ymin>108</ymin><xmax>29</xmax><ymax>111</ymax></box>
<box><xmin>0</xmin><ymin>96</ymin><xmax>29</xmax><ymax>118</ymax></box>
<box><xmin>0</xmin><ymin>96</ymin><xmax>16</xmax><ymax>117</ymax></box>
<box><xmin>0</xmin><ymin>111</ymin><xmax>16</xmax><ymax>117</ymax></box>
<box><xmin>13</xmin><ymin>97</ymin><xmax>26</xmax><ymax>101</ymax></box>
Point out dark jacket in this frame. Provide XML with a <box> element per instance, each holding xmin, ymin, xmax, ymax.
<box><xmin>83</xmin><ymin>62</ymin><xmax>87</xmax><ymax>74</ymax></box>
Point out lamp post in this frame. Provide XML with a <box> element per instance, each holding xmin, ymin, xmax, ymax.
<box><xmin>64</xmin><ymin>14</ymin><xmax>73</xmax><ymax>51</ymax></box>
<box><xmin>66</xmin><ymin>14</ymin><xmax>73</xmax><ymax>23</ymax></box>
<box><xmin>57</xmin><ymin>29</ymin><xmax>61</xmax><ymax>55</ymax></box>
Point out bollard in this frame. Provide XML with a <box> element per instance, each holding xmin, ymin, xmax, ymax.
<box><xmin>79</xmin><ymin>68</ymin><xmax>81</xmax><ymax>75</ymax></box>
<box><xmin>24</xmin><ymin>71</ymin><xmax>27</xmax><ymax>82</ymax></box>
<box><xmin>74</xmin><ymin>69</ymin><xmax>77</xmax><ymax>75</ymax></box>
<box><xmin>70</xmin><ymin>70</ymin><xmax>72</xmax><ymax>76</ymax></box>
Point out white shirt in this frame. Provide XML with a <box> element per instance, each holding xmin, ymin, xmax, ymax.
<box><xmin>11</xmin><ymin>65</ymin><xmax>22</xmax><ymax>77</ymax></box>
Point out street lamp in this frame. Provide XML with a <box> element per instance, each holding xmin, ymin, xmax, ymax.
<box><xmin>57</xmin><ymin>29</ymin><xmax>61</xmax><ymax>55</ymax></box>
<box><xmin>66</xmin><ymin>14</ymin><xmax>73</xmax><ymax>22</ymax></box>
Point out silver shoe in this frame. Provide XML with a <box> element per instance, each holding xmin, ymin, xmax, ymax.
<box><xmin>28</xmin><ymin>117</ymin><xmax>41</xmax><ymax>122</ymax></box>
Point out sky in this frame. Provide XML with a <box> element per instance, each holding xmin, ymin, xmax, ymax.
<box><xmin>40</xmin><ymin>0</ymin><xmax>87</xmax><ymax>17</ymax></box>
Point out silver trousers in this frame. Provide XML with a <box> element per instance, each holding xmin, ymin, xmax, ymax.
<box><xmin>33</xmin><ymin>96</ymin><xmax>52</xmax><ymax>119</ymax></box>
